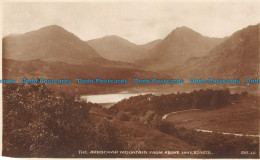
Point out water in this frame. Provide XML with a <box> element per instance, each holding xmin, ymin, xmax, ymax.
<box><xmin>81</xmin><ymin>92</ymin><xmax>151</xmax><ymax>104</ymax></box>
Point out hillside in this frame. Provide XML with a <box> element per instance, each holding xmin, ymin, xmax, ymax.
<box><xmin>3</xmin><ymin>25</ymin><xmax>105</xmax><ymax>65</ymax></box>
<box><xmin>108</xmin><ymin>89</ymin><xmax>259</xmax><ymax>158</ymax></box>
<box><xmin>90</xmin><ymin>107</ymin><xmax>198</xmax><ymax>158</ymax></box>
<box><xmin>2</xmin><ymin>58</ymin><xmax>168</xmax><ymax>94</ymax></box>
<box><xmin>169</xmin><ymin>24</ymin><xmax>260</xmax><ymax>79</ymax></box>
<box><xmin>2</xmin><ymin>83</ymin><xmax>199</xmax><ymax>158</ymax></box>
<box><xmin>140</xmin><ymin>39</ymin><xmax>162</xmax><ymax>51</ymax></box>
<box><xmin>166</xmin><ymin>97</ymin><xmax>259</xmax><ymax>135</ymax></box>
<box><xmin>87</xmin><ymin>35</ymin><xmax>161</xmax><ymax>62</ymax></box>
<box><xmin>138</xmin><ymin>26</ymin><xmax>225</xmax><ymax>70</ymax></box>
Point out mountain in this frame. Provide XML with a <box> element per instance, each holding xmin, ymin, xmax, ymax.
<box><xmin>138</xmin><ymin>26</ymin><xmax>225</xmax><ymax>70</ymax></box>
<box><xmin>139</xmin><ymin>39</ymin><xmax>162</xmax><ymax>51</ymax></box>
<box><xmin>169</xmin><ymin>24</ymin><xmax>260</xmax><ymax>79</ymax></box>
<box><xmin>87</xmin><ymin>35</ymin><xmax>161</xmax><ymax>62</ymax></box>
<box><xmin>2</xmin><ymin>58</ymin><xmax>169</xmax><ymax>94</ymax></box>
<box><xmin>3</xmin><ymin>25</ymin><xmax>104</xmax><ymax>64</ymax></box>
<box><xmin>2</xmin><ymin>25</ymin><xmax>171</xmax><ymax>94</ymax></box>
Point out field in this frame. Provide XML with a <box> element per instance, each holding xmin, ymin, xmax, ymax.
<box><xmin>166</xmin><ymin>96</ymin><xmax>259</xmax><ymax>135</ymax></box>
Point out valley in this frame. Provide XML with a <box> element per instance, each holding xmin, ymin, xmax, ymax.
<box><xmin>2</xmin><ymin>23</ymin><xmax>260</xmax><ymax>158</ymax></box>
<box><xmin>165</xmin><ymin>96</ymin><xmax>259</xmax><ymax>135</ymax></box>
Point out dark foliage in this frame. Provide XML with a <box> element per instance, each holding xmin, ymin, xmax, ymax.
<box><xmin>111</xmin><ymin>89</ymin><xmax>259</xmax><ymax>158</ymax></box>
<box><xmin>241</xmin><ymin>91</ymin><xmax>249</xmax><ymax>96</ymax></box>
<box><xmin>153</xmin><ymin>120</ymin><xmax>259</xmax><ymax>158</ymax></box>
<box><xmin>112</xmin><ymin>89</ymin><xmax>232</xmax><ymax>117</ymax></box>
<box><xmin>2</xmin><ymin>83</ymin><xmax>121</xmax><ymax>158</ymax></box>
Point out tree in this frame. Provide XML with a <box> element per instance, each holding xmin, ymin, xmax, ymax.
<box><xmin>241</xmin><ymin>91</ymin><xmax>248</xmax><ymax>97</ymax></box>
<box><xmin>3</xmin><ymin>83</ymin><xmax>92</xmax><ymax>157</ymax></box>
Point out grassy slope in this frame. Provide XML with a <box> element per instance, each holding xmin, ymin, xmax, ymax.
<box><xmin>166</xmin><ymin>96</ymin><xmax>259</xmax><ymax>135</ymax></box>
<box><xmin>89</xmin><ymin>107</ymin><xmax>201</xmax><ymax>158</ymax></box>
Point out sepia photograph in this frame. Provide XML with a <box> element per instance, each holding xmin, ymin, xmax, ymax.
<box><xmin>1</xmin><ymin>0</ymin><xmax>260</xmax><ymax>158</ymax></box>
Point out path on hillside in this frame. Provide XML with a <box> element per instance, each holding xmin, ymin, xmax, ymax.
<box><xmin>162</xmin><ymin>109</ymin><xmax>201</xmax><ymax>120</ymax></box>
<box><xmin>162</xmin><ymin>109</ymin><xmax>260</xmax><ymax>138</ymax></box>
<box><xmin>195</xmin><ymin>129</ymin><xmax>260</xmax><ymax>138</ymax></box>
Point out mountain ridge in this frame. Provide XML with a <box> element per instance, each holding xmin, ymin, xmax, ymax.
<box><xmin>3</xmin><ymin>25</ymin><xmax>103</xmax><ymax>65</ymax></box>
<box><xmin>137</xmin><ymin>26</ymin><xmax>226</xmax><ymax>70</ymax></box>
<box><xmin>167</xmin><ymin>24</ymin><xmax>260</xmax><ymax>79</ymax></box>
<box><xmin>3</xmin><ymin>24</ymin><xmax>259</xmax><ymax>81</ymax></box>
<box><xmin>87</xmin><ymin>35</ymin><xmax>161</xmax><ymax>62</ymax></box>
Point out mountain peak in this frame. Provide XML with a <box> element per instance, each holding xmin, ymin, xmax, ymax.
<box><xmin>87</xmin><ymin>35</ymin><xmax>155</xmax><ymax>63</ymax></box>
<box><xmin>3</xmin><ymin>24</ymin><xmax>101</xmax><ymax>64</ymax></box>
<box><xmin>43</xmin><ymin>24</ymin><xmax>63</xmax><ymax>28</ymax></box>
<box><xmin>143</xmin><ymin>25</ymin><xmax>226</xmax><ymax>70</ymax></box>
<box><xmin>102</xmin><ymin>35</ymin><xmax>127</xmax><ymax>41</ymax></box>
<box><xmin>104</xmin><ymin>35</ymin><xmax>120</xmax><ymax>39</ymax></box>
<box><xmin>104</xmin><ymin>35</ymin><xmax>119</xmax><ymax>38</ymax></box>
<box><xmin>175</xmin><ymin>26</ymin><xmax>192</xmax><ymax>30</ymax></box>
<box><xmin>35</xmin><ymin>25</ymin><xmax>68</xmax><ymax>34</ymax></box>
<box><xmin>18</xmin><ymin>24</ymin><xmax>86</xmax><ymax>43</ymax></box>
<box><xmin>97</xmin><ymin>35</ymin><xmax>137</xmax><ymax>45</ymax></box>
<box><xmin>171</xmin><ymin>26</ymin><xmax>201</xmax><ymax>36</ymax></box>
<box><xmin>163</xmin><ymin>26</ymin><xmax>204</xmax><ymax>42</ymax></box>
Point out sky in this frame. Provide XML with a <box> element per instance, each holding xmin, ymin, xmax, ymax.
<box><xmin>3</xmin><ymin>1</ymin><xmax>260</xmax><ymax>44</ymax></box>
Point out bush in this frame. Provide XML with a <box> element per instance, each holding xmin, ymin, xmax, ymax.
<box><xmin>112</xmin><ymin>89</ymin><xmax>233</xmax><ymax>118</ymax></box>
<box><xmin>91</xmin><ymin>119</ymin><xmax>122</xmax><ymax>151</ymax></box>
<box><xmin>118</xmin><ymin>112</ymin><xmax>130</xmax><ymax>121</ymax></box>
<box><xmin>202</xmin><ymin>133</ymin><xmax>259</xmax><ymax>158</ymax></box>
<box><xmin>241</xmin><ymin>91</ymin><xmax>248</xmax><ymax>97</ymax></box>
<box><xmin>3</xmin><ymin>83</ymin><xmax>92</xmax><ymax>157</ymax></box>
<box><xmin>152</xmin><ymin>120</ymin><xmax>259</xmax><ymax>158</ymax></box>
<box><xmin>156</xmin><ymin>120</ymin><xmax>175</xmax><ymax>134</ymax></box>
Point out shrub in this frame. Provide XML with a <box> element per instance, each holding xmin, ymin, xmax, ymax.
<box><xmin>3</xmin><ymin>83</ymin><xmax>92</xmax><ymax>157</ymax></box>
<box><xmin>118</xmin><ymin>112</ymin><xmax>130</xmax><ymax>121</ymax></box>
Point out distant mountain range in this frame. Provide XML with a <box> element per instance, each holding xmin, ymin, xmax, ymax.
<box><xmin>169</xmin><ymin>24</ymin><xmax>260</xmax><ymax>79</ymax></box>
<box><xmin>3</xmin><ymin>25</ymin><xmax>105</xmax><ymax>65</ymax></box>
<box><xmin>87</xmin><ymin>35</ymin><xmax>161</xmax><ymax>62</ymax></box>
<box><xmin>2</xmin><ymin>23</ymin><xmax>260</xmax><ymax>87</ymax></box>
<box><xmin>2</xmin><ymin>25</ymin><xmax>168</xmax><ymax>94</ymax></box>
<box><xmin>3</xmin><ymin>58</ymin><xmax>165</xmax><ymax>82</ymax></box>
<box><xmin>137</xmin><ymin>26</ymin><xmax>226</xmax><ymax>70</ymax></box>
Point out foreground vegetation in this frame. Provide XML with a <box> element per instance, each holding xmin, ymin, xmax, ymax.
<box><xmin>3</xmin><ymin>83</ymin><xmax>123</xmax><ymax>157</ymax></box>
<box><xmin>110</xmin><ymin>89</ymin><xmax>259</xmax><ymax>158</ymax></box>
<box><xmin>3</xmin><ymin>83</ymin><xmax>197</xmax><ymax>158</ymax></box>
<box><xmin>153</xmin><ymin>121</ymin><xmax>258</xmax><ymax>158</ymax></box>
<box><xmin>166</xmin><ymin>96</ymin><xmax>259</xmax><ymax>135</ymax></box>
<box><xmin>3</xmin><ymin>84</ymin><xmax>259</xmax><ymax>158</ymax></box>
<box><xmin>110</xmin><ymin>89</ymin><xmax>237</xmax><ymax>118</ymax></box>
